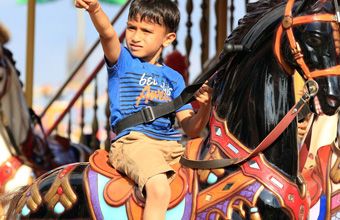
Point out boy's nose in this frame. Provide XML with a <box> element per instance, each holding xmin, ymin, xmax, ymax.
<box><xmin>131</xmin><ymin>31</ymin><xmax>142</xmax><ymax>42</ymax></box>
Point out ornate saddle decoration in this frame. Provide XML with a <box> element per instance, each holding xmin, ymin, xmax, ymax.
<box><xmin>89</xmin><ymin>149</ymin><xmax>190</xmax><ymax>208</ymax></box>
<box><xmin>16</xmin><ymin>181</ymin><xmax>42</xmax><ymax>216</ymax></box>
<box><xmin>43</xmin><ymin>164</ymin><xmax>78</xmax><ymax>214</ymax></box>
<box><xmin>207</xmin><ymin>111</ymin><xmax>309</xmax><ymax>219</ymax></box>
<box><xmin>15</xmin><ymin>164</ymin><xmax>78</xmax><ymax>216</ymax></box>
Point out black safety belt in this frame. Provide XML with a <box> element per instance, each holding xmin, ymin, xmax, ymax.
<box><xmin>114</xmin><ymin>44</ymin><xmax>245</xmax><ymax>134</ymax></box>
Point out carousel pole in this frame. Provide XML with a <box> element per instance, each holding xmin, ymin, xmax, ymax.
<box><xmin>25</xmin><ymin>0</ymin><xmax>35</xmax><ymax>107</ymax></box>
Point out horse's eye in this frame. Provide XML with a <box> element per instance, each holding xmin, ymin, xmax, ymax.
<box><xmin>0</xmin><ymin>76</ymin><xmax>3</xmax><ymax>81</ymax></box>
<box><xmin>305</xmin><ymin>36</ymin><xmax>322</xmax><ymax>47</ymax></box>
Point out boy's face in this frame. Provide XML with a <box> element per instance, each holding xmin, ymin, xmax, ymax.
<box><xmin>126</xmin><ymin>15</ymin><xmax>176</xmax><ymax>64</ymax></box>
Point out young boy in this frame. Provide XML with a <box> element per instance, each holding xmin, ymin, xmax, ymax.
<box><xmin>75</xmin><ymin>0</ymin><xmax>212</xmax><ymax>219</ymax></box>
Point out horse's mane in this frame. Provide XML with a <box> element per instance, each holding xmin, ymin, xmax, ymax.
<box><xmin>228</xmin><ymin>0</ymin><xmax>285</xmax><ymax>44</ymax></box>
<box><xmin>213</xmin><ymin>0</ymin><xmax>289</xmax><ymax>112</ymax></box>
<box><xmin>210</xmin><ymin>0</ymin><xmax>304</xmax><ymax>179</ymax></box>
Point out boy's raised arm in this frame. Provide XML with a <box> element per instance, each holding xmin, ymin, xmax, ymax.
<box><xmin>75</xmin><ymin>0</ymin><xmax>121</xmax><ymax>65</ymax></box>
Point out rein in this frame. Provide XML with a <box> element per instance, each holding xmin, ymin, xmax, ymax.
<box><xmin>180</xmin><ymin>80</ymin><xmax>318</xmax><ymax>169</ymax></box>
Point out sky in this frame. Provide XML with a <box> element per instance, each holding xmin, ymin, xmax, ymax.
<box><xmin>0</xmin><ymin>0</ymin><xmax>247</xmax><ymax>134</ymax></box>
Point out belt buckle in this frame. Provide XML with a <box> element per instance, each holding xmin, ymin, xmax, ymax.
<box><xmin>141</xmin><ymin>106</ymin><xmax>155</xmax><ymax>123</ymax></box>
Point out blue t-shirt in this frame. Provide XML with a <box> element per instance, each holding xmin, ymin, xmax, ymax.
<box><xmin>107</xmin><ymin>46</ymin><xmax>192</xmax><ymax>141</ymax></box>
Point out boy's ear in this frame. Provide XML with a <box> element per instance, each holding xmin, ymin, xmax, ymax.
<box><xmin>163</xmin><ymin>32</ymin><xmax>176</xmax><ymax>47</ymax></box>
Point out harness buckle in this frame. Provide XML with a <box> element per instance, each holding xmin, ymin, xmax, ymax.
<box><xmin>304</xmin><ymin>79</ymin><xmax>319</xmax><ymax>97</ymax></box>
<box><xmin>141</xmin><ymin>106</ymin><xmax>156</xmax><ymax>123</ymax></box>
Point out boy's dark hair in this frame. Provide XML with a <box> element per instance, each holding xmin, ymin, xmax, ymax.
<box><xmin>128</xmin><ymin>0</ymin><xmax>180</xmax><ymax>33</ymax></box>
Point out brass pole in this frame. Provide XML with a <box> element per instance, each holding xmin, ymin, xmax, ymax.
<box><xmin>25</xmin><ymin>0</ymin><xmax>35</xmax><ymax>107</ymax></box>
<box><xmin>216</xmin><ymin>0</ymin><xmax>227</xmax><ymax>52</ymax></box>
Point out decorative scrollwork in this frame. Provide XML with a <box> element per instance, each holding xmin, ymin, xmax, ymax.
<box><xmin>44</xmin><ymin>164</ymin><xmax>77</xmax><ymax>214</ymax></box>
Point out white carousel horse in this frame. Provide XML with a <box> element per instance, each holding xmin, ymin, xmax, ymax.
<box><xmin>0</xmin><ymin>45</ymin><xmax>35</xmax><ymax>215</ymax></box>
<box><xmin>0</xmin><ymin>42</ymin><xmax>91</xmax><ymax>192</ymax></box>
<box><xmin>0</xmin><ymin>43</ymin><xmax>92</xmax><ymax>164</ymax></box>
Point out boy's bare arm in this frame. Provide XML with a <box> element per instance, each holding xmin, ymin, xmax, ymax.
<box><xmin>176</xmin><ymin>82</ymin><xmax>213</xmax><ymax>138</ymax></box>
<box><xmin>75</xmin><ymin>0</ymin><xmax>121</xmax><ymax>64</ymax></box>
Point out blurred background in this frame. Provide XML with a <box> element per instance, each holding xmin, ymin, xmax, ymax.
<box><xmin>0</xmin><ymin>0</ymin><xmax>248</xmax><ymax>149</ymax></box>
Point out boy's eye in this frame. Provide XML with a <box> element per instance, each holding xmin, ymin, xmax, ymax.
<box><xmin>142</xmin><ymin>29</ymin><xmax>153</xmax><ymax>33</ymax></box>
<box><xmin>127</xmin><ymin>26</ymin><xmax>136</xmax><ymax>30</ymax></box>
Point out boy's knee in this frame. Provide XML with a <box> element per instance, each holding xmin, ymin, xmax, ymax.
<box><xmin>145</xmin><ymin>175</ymin><xmax>171</xmax><ymax>200</ymax></box>
<box><xmin>147</xmin><ymin>183</ymin><xmax>171</xmax><ymax>200</ymax></box>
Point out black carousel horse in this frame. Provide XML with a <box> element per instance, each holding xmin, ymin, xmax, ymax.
<box><xmin>3</xmin><ymin>0</ymin><xmax>340</xmax><ymax>219</ymax></box>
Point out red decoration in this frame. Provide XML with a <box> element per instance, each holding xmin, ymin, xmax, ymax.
<box><xmin>57</xmin><ymin>186</ymin><xmax>63</xmax><ymax>195</ymax></box>
<box><xmin>164</xmin><ymin>50</ymin><xmax>189</xmax><ymax>85</ymax></box>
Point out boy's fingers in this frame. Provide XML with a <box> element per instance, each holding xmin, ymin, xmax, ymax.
<box><xmin>201</xmin><ymin>82</ymin><xmax>213</xmax><ymax>92</ymax></box>
<box><xmin>75</xmin><ymin>0</ymin><xmax>89</xmax><ymax>9</ymax></box>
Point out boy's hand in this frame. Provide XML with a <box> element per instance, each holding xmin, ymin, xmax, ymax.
<box><xmin>195</xmin><ymin>81</ymin><xmax>213</xmax><ymax>107</ymax></box>
<box><xmin>75</xmin><ymin>0</ymin><xmax>100</xmax><ymax>13</ymax></box>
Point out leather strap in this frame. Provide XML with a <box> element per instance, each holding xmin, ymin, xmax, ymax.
<box><xmin>180</xmin><ymin>92</ymin><xmax>312</xmax><ymax>169</ymax></box>
<box><xmin>114</xmin><ymin>83</ymin><xmax>202</xmax><ymax>134</ymax></box>
<box><xmin>298</xmin><ymin>115</ymin><xmax>314</xmax><ymax>171</ymax></box>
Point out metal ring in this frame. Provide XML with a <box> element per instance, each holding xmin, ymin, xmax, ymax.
<box><xmin>304</xmin><ymin>79</ymin><xmax>319</xmax><ymax>97</ymax></box>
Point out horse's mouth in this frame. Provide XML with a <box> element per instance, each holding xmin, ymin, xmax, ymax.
<box><xmin>314</xmin><ymin>95</ymin><xmax>340</xmax><ymax>116</ymax></box>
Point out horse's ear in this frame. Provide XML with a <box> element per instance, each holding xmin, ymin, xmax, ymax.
<box><xmin>293</xmin><ymin>0</ymin><xmax>309</xmax><ymax>15</ymax></box>
<box><xmin>294</xmin><ymin>0</ymin><xmax>335</xmax><ymax>15</ymax></box>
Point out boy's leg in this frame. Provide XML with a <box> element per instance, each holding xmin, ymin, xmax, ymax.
<box><xmin>143</xmin><ymin>173</ymin><xmax>171</xmax><ymax>220</ymax></box>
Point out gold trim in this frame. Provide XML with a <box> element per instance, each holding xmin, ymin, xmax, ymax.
<box><xmin>331</xmin><ymin>141</ymin><xmax>340</xmax><ymax>157</ymax></box>
<box><xmin>190</xmin><ymin>169</ymin><xmax>199</xmax><ymax>220</ymax></box>
<box><xmin>331</xmin><ymin>189</ymin><xmax>340</xmax><ymax>214</ymax></box>
<box><xmin>83</xmin><ymin>165</ymin><xmax>97</xmax><ymax>220</ymax></box>
<box><xmin>232</xmin><ymin>200</ymin><xmax>246</xmax><ymax>218</ymax></box>
<box><xmin>227</xmin><ymin>196</ymin><xmax>254</xmax><ymax>219</ymax></box>
<box><xmin>296</xmin><ymin>170</ymin><xmax>307</xmax><ymax>198</ymax></box>
<box><xmin>31</xmin><ymin>183</ymin><xmax>42</xmax><ymax>206</ymax></box>
<box><xmin>197</xmin><ymin>171</ymin><xmax>255</xmax><ymax>212</ymax></box>
<box><xmin>15</xmin><ymin>180</ymin><xmax>42</xmax><ymax>215</ymax></box>
<box><xmin>27</xmin><ymin>196</ymin><xmax>38</xmax><ymax>211</ymax></box>
<box><xmin>253</xmin><ymin>185</ymin><xmax>264</xmax><ymax>206</ymax></box>
<box><xmin>205</xmin><ymin>208</ymin><xmax>228</xmax><ymax>220</ymax></box>
<box><xmin>44</xmin><ymin>165</ymin><xmax>78</xmax><ymax>213</ymax></box>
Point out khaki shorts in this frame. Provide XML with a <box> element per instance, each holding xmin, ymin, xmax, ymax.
<box><xmin>108</xmin><ymin>131</ymin><xmax>184</xmax><ymax>192</ymax></box>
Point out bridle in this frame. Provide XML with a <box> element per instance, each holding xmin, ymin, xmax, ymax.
<box><xmin>274</xmin><ymin>0</ymin><xmax>340</xmax><ymax>79</ymax></box>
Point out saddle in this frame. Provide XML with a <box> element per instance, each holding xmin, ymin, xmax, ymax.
<box><xmin>89</xmin><ymin>149</ymin><xmax>189</xmax><ymax>208</ymax></box>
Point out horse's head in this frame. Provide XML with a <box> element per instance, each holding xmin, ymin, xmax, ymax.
<box><xmin>276</xmin><ymin>0</ymin><xmax>340</xmax><ymax>115</ymax></box>
<box><xmin>0</xmin><ymin>45</ymin><xmax>30</xmax><ymax>149</ymax></box>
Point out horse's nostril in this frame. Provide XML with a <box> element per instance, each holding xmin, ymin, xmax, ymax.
<box><xmin>326</xmin><ymin>96</ymin><xmax>338</xmax><ymax>107</ymax></box>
